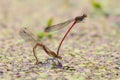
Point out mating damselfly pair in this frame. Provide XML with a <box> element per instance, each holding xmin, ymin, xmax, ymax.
<box><xmin>19</xmin><ymin>14</ymin><xmax>87</xmax><ymax>65</ymax></box>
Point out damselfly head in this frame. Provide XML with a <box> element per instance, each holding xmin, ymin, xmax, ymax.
<box><xmin>75</xmin><ymin>14</ymin><xmax>87</xmax><ymax>22</ymax></box>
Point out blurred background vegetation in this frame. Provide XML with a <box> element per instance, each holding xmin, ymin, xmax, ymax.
<box><xmin>0</xmin><ymin>0</ymin><xmax>120</xmax><ymax>39</ymax></box>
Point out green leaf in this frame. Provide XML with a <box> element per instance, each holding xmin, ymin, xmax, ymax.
<box><xmin>90</xmin><ymin>0</ymin><xmax>102</xmax><ymax>10</ymax></box>
<box><xmin>47</xmin><ymin>18</ymin><xmax>54</xmax><ymax>27</ymax></box>
<box><xmin>38</xmin><ymin>31</ymin><xmax>45</xmax><ymax>39</ymax></box>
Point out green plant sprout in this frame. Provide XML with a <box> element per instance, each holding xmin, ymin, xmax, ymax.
<box><xmin>90</xmin><ymin>0</ymin><xmax>109</xmax><ymax>17</ymax></box>
<box><xmin>38</xmin><ymin>18</ymin><xmax>54</xmax><ymax>39</ymax></box>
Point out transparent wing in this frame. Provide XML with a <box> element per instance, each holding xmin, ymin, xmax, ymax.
<box><xmin>45</xmin><ymin>14</ymin><xmax>87</xmax><ymax>32</ymax></box>
<box><xmin>19</xmin><ymin>27</ymin><xmax>39</xmax><ymax>46</ymax></box>
<box><xmin>44</xmin><ymin>19</ymin><xmax>74</xmax><ymax>32</ymax></box>
<box><xmin>19</xmin><ymin>27</ymin><xmax>54</xmax><ymax>52</ymax></box>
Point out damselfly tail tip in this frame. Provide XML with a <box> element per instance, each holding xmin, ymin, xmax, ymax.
<box><xmin>57</xmin><ymin>55</ymin><xmax>62</xmax><ymax>59</ymax></box>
